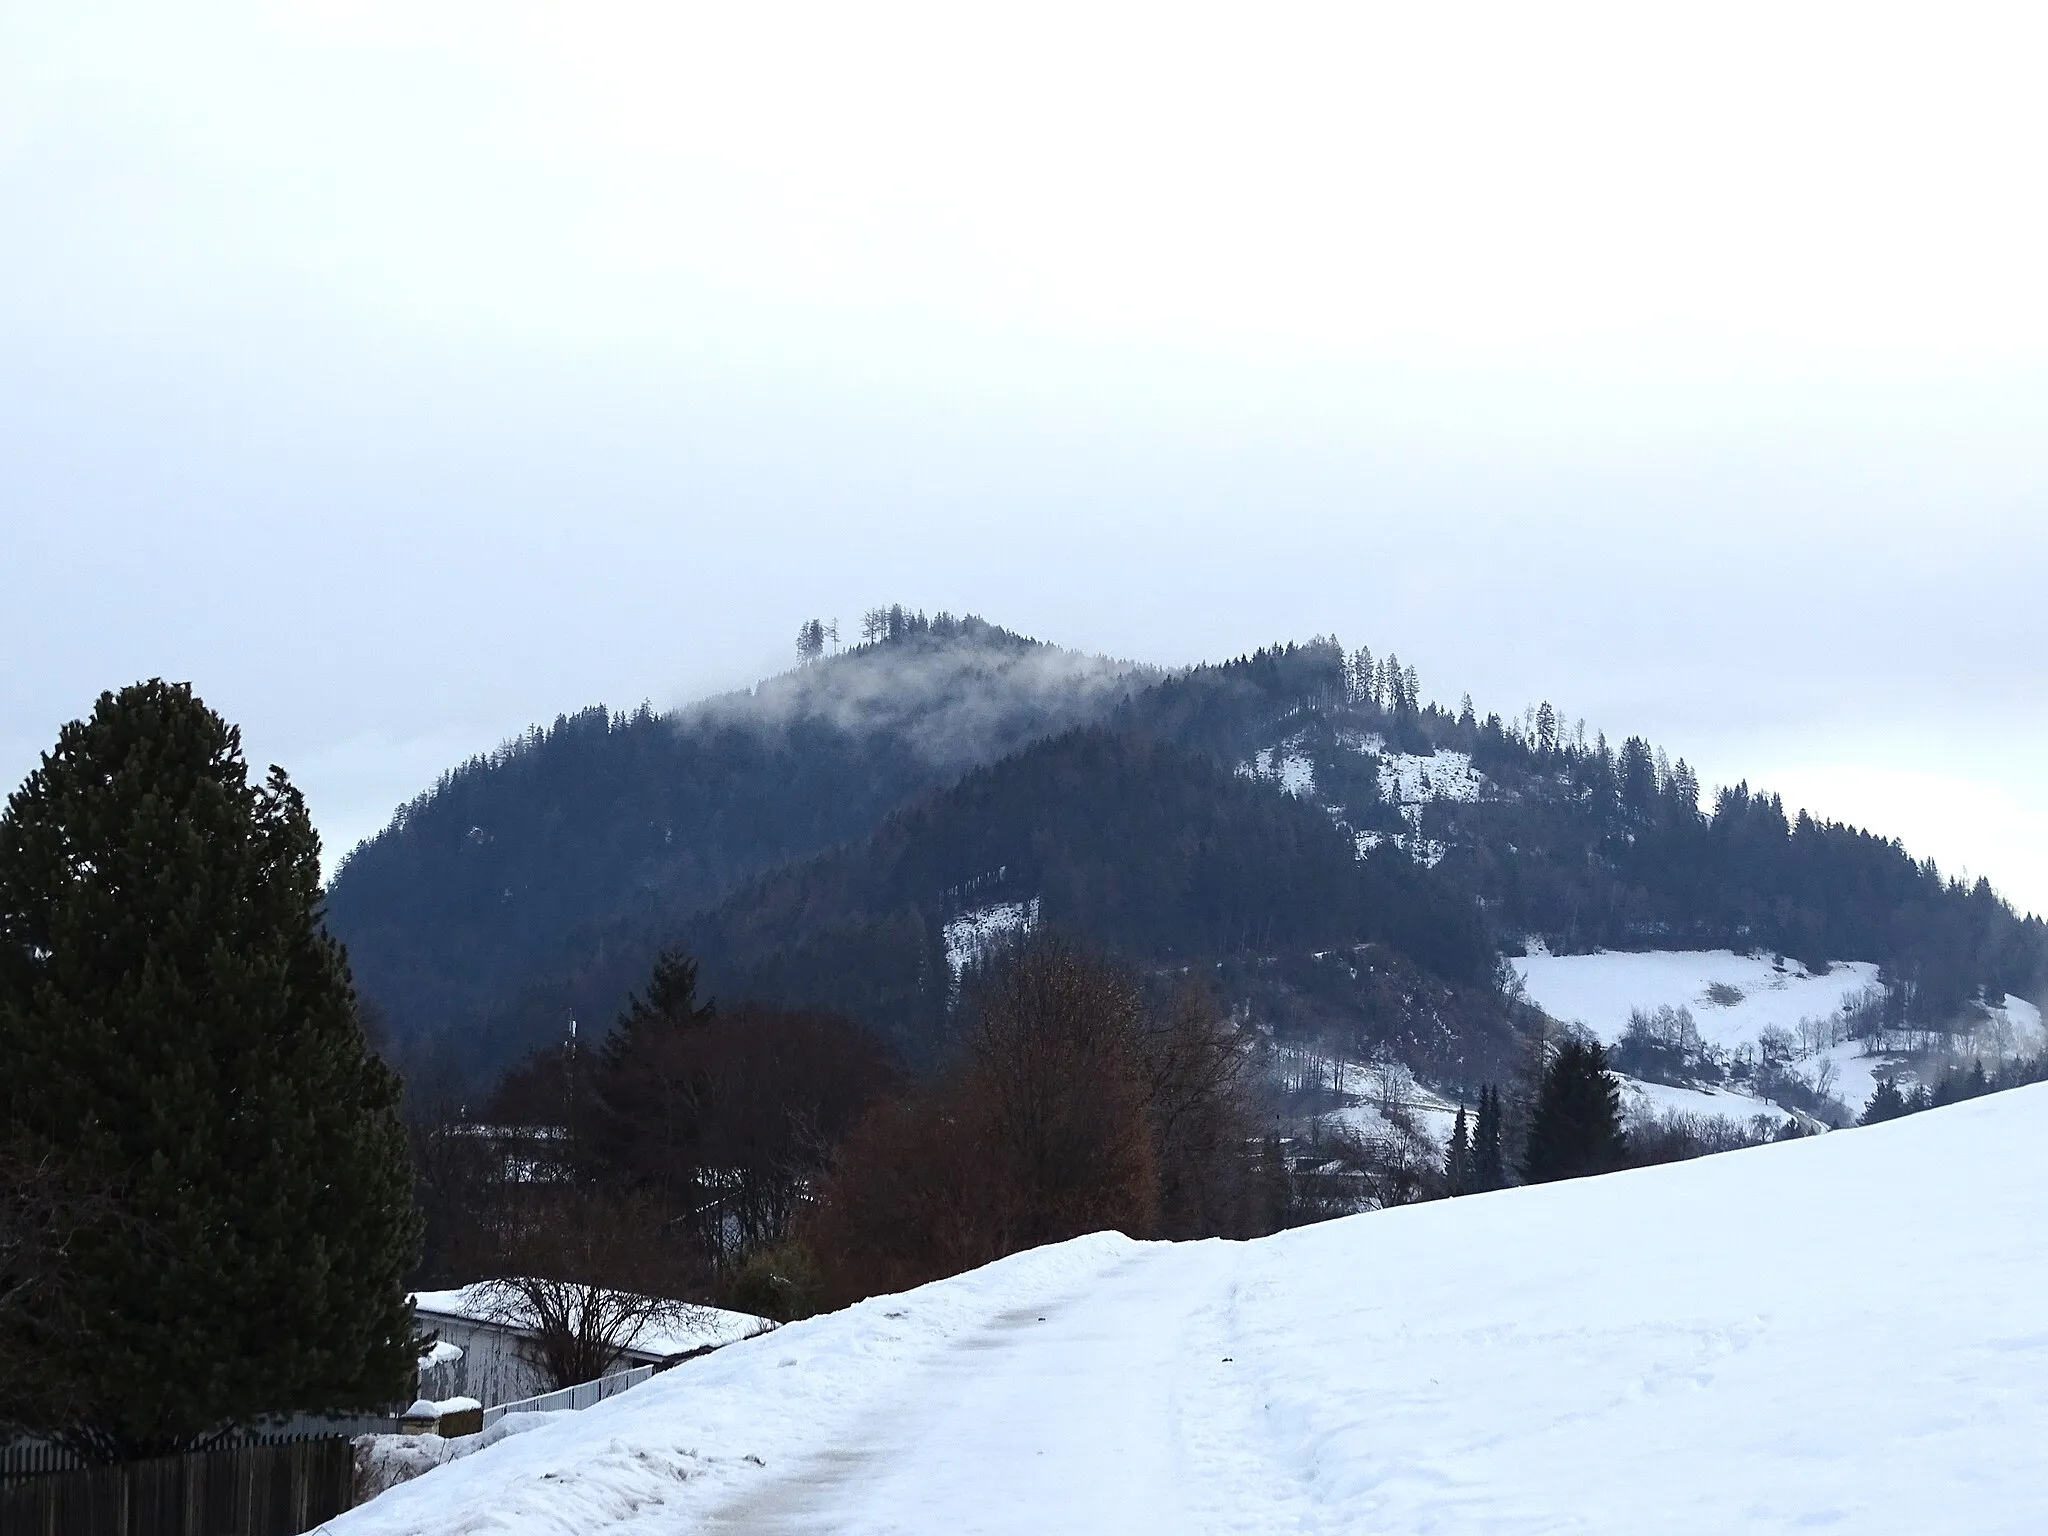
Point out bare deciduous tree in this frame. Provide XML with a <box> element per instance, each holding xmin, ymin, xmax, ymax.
<box><xmin>474</xmin><ymin>1184</ymin><xmax>706</xmax><ymax>1391</ymax></box>
<box><xmin>474</xmin><ymin>1274</ymin><xmax>703</xmax><ymax>1393</ymax></box>
<box><xmin>1756</xmin><ymin>1025</ymin><xmax>1796</xmax><ymax>1068</ymax></box>
<box><xmin>809</xmin><ymin>936</ymin><xmax>1264</xmax><ymax>1304</ymax></box>
<box><xmin>1811</xmin><ymin>1055</ymin><xmax>1840</xmax><ymax>1105</ymax></box>
<box><xmin>966</xmin><ymin>935</ymin><xmax>1158</xmax><ymax>1251</ymax></box>
<box><xmin>1141</xmin><ymin>984</ymin><xmax>1255</xmax><ymax>1239</ymax></box>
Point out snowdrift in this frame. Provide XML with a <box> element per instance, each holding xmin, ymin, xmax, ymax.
<box><xmin>334</xmin><ymin>1087</ymin><xmax>2048</xmax><ymax>1533</ymax></box>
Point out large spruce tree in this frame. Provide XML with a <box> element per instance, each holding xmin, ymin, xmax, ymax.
<box><xmin>0</xmin><ymin>682</ymin><xmax>420</xmax><ymax>1456</ymax></box>
<box><xmin>1468</xmin><ymin>1085</ymin><xmax>1507</xmax><ymax>1192</ymax></box>
<box><xmin>1521</xmin><ymin>1038</ymin><xmax>1628</xmax><ymax>1184</ymax></box>
<box><xmin>1859</xmin><ymin>1075</ymin><xmax>1909</xmax><ymax>1125</ymax></box>
<box><xmin>1443</xmin><ymin>1105</ymin><xmax>1471</xmax><ymax>1196</ymax></box>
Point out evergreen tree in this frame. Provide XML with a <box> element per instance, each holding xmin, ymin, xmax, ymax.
<box><xmin>0</xmin><ymin>682</ymin><xmax>420</xmax><ymax>1456</ymax></box>
<box><xmin>1617</xmin><ymin>737</ymin><xmax>1658</xmax><ymax>821</ymax></box>
<box><xmin>1351</xmin><ymin>647</ymin><xmax>1375</xmax><ymax>706</ymax></box>
<box><xmin>1444</xmin><ymin>1104</ymin><xmax>1471</xmax><ymax>1195</ymax></box>
<box><xmin>1468</xmin><ymin>1085</ymin><xmax>1507</xmax><ymax>1192</ymax></box>
<box><xmin>1859</xmin><ymin>1076</ymin><xmax>1907</xmax><ymax>1124</ymax></box>
<box><xmin>1669</xmin><ymin>758</ymin><xmax>1701</xmax><ymax>819</ymax></box>
<box><xmin>602</xmin><ymin>946</ymin><xmax>715</xmax><ymax>1068</ymax></box>
<box><xmin>1521</xmin><ymin>1038</ymin><xmax>1627</xmax><ymax>1183</ymax></box>
<box><xmin>590</xmin><ymin>947</ymin><xmax>717</xmax><ymax>1189</ymax></box>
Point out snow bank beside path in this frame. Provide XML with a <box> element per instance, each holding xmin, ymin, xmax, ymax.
<box><xmin>334</xmin><ymin>1089</ymin><xmax>2048</xmax><ymax>1534</ymax></box>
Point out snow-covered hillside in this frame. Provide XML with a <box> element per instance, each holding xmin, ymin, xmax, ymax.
<box><xmin>1511</xmin><ymin>946</ymin><xmax>2044</xmax><ymax>1117</ymax></box>
<box><xmin>941</xmin><ymin>899</ymin><xmax>1039</xmax><ymax>978</ymax></box>
<box><xmin>1240</xmin><ymin>731</ymin><xmax>1489</xmax><ymax>871</ymax></box>
<box><xmin>1510</xmin><ymin>946</ymin><xmax>1882</xmax><ymax>1050</ymax></box>
<box><xmin>336</xmin><ymin>1088</ymin><xmax>2048</xmax><ymax>1534</ymax></box>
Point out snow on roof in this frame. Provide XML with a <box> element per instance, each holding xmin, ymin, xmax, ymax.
<box><xmin>412</xmin><ymin>1285</ymin><xmax>769</xmax><ymax>1359</ymax></box>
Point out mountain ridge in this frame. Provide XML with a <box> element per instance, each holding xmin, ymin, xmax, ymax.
<box><xmin>323</xmin><ymin>618</ymin><xmax>2046</xmax><ymax>1091</ymax></box>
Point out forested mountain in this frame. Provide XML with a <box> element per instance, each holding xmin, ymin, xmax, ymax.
<box><xmin>324</xmin><ymin>615</ymin><xmax>1142</xmax><ymax>1062</ymax></box>
<box><xmin>327</xmin><ymin>617</ymin><xmax>2046</xmax><ymax>1089</ymax></box>
<box><xmin>682</xmin><ymin>725</ymin><xmax>1501</xmax><ymax>1069</ymax></box>
<box><xmin>1175</xmin><ymin>639</ymin><xmax>2046</xmax><ymax>1026</ymax></box>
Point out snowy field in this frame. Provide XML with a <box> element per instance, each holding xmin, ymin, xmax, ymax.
<box><xmin>1509</xmin><ymin>947</ymin><xmax>1882</xmax><ymax>1052</ymax></box>
<box><xmin>1509</xmin><ymin>946</ymin><xmax>2044</xmax><ymax>1119</ymax></box>
<box><xmin>337</xmin><ymin>1088</ymin><xmax>2048</xmax><ymax>1534</ymax></box>
<box><xmin>1618</xmin><ymin>1075</ymin><xmax>1781</xmax><ymax>1124</ymax></box>
<box><xmin>1307</xmin><ymin>1053</ymin><xmax>1782</xmax><ymax>1152</ymax></box>
<box><xmin>1371</xmin><ymin>743</ymin><xmax>1485</xmax><ymax>810</ymax></box>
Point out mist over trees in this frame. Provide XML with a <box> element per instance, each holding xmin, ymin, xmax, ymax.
<box><xmin>330</xmin><ymin>615</ymin><xmax>2043</xmax><ymax>1102</ymax></box>
<box><xmin>16</xmin><ymin>619</ymin><xmax>2044</xmax><ymax>1468</ymax></box>
<box><xmin>326</xmin><ymin>615</ymin><xmax>1141</xmax><ymax>1077</ymax></box>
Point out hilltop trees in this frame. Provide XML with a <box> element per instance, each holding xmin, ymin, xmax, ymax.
<box><xmin>324</xmin><ymin>613</ymin><xmax>1131</xmax><ymax>1079</ymax></box>
<box><xmin>0</xmin><ymin>682</ymin><xmax>419</xmax><ymax>1456</ymax></box>
<box><xmin>324</xmin><ymin>622</ymin><xmax>2045</xmax><ymax>1087</ymax></box>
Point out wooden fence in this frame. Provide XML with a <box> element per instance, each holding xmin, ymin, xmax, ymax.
<box><xmin>0</xmin><ymin>1437</ymin><xmax>353</xmax><ymax>1536</ymax></box>
<box><xmin>1</xmin><ymin>1442</ymin><xmax>87</xmax><ymax>1482</ymax></box>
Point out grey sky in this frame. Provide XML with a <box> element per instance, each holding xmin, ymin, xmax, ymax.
<box><xmin>4</xmin><ymin>4</ymin><xmax>2045</xmax><ymax>912</ymax></box>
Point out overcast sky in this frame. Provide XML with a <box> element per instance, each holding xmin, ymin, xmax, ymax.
<box><xmin>4</xmin><ymin>3</ymin><xmax>2045</xmax><ymax>914</ymax></box>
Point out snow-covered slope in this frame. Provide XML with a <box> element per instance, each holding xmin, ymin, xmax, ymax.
<box><xmin>1510</xmin><ymin>947</ymin><xmax>2044</xmax><ymax>1118</ymax></box>
<box><xmin>941</xmin><ymin>899</ymin><xmax>1039</xmax><ymax>978</ymax></box>
<box><xmin>1510</xmin><ymin>947</ymin><xmax>1882</xmax><ymax>1051</ymax></box>
<box><xmin>336</xmin><ymin>1088</ymin><xmax>2048</xmax><ymax>1534</ymax></box>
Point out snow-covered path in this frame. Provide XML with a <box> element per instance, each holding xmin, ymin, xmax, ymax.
<box><xmin>703</xmin><ymin>1246</ymin><xmax>1249</xmax><ymax>1533</ymax></box>
<box><xmin>337</xmin><ymin>1087</ymin><xmax>2048</xmax><ymax>1535</ymax></box>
